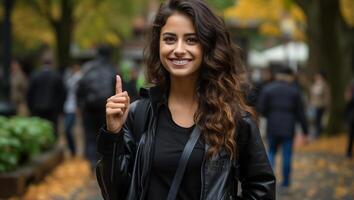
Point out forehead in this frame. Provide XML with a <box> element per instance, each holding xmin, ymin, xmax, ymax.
<box><xmin>161</xmin><ymin>13</ymin><xmax>196</xmax><ymax>35</ymax></box>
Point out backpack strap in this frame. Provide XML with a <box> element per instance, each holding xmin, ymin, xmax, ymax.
<box><xmin>133</xmin><ymin>98</ymin><xmax>151</xmax><ymax>136</ymax></box>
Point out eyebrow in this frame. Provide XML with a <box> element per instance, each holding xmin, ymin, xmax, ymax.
<box><xmin>161</xmin><ymin>32</ymin><xmax>197</xmax><ymax>37</ymax></box>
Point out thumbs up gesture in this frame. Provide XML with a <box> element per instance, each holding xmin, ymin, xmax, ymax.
<box><xmin>106</xmin><ymin>75</ymin><xmax>130</xmax><ymax>134</ymax></box>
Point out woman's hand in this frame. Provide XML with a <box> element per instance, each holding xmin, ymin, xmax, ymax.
<box><xmin>106</xmin><ymin>75</ymin><xmax>130</xmax><ymax>134</ymax></box>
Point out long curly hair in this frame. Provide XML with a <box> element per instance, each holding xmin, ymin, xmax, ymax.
<box><xmin>144</xmin><ymin>0</ymin><xmax>255</xmax><ymax>159</ymax></box>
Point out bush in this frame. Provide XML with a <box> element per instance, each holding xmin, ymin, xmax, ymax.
<box><xmin>0</xmin><ymin>116</ymin><xmax>55</xmax><ymax>173</ymax></box>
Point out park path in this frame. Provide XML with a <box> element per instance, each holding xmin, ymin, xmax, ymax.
<box><xmin>9</xmin><ymin>134</ymin><xmax>354</xmax><ymax>200</ymax></box>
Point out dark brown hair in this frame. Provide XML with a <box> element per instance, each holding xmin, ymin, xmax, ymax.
<box><xmin>144</xmin><ymin>0</ymin><xmax>255</xmax><ymax>159</ymax></box>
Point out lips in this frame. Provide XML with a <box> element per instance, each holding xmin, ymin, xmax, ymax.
<box><xmin>169</xmin><ymin>58</ymin><xmax>192</xmax><ymax>66</ymax></box>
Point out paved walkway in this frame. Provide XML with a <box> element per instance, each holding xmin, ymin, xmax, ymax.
<box><xmin>72</xmin><ymin>152</ymin><xmax>354</xmax><ymax>200</ymax></box>
<box><xmin>276</xmin><ymin>152</ymin><xmax>354</xmax><ymax>200</ymax></box>
<box><xmin>11</xmin><ymin>134</ymin><xmax>354</xmax><ymax>200</ymax></box>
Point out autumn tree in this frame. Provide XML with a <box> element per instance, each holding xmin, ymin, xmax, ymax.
<box><xmin>16</xmin><ymin>0</ymin><xmax>76</xmax><ymax>72</ymax></box>
<box><xmin>225</xmin><ymin>0</ymin><xmax>353</xmax><ymax>134</ymax></box>
<box><xmin>294</xmin><ymin>0</ymin><xmax>354</xmax><ymax>134</ymax></box>
<box><xmin>14</xmin><ymin>0</ymin><xmax>145</xmax><ymax>72</ymax></box>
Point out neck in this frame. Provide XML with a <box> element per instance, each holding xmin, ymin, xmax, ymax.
<box><xmin>168</xmin><ymin>75</ymin><xmax>198</xmax><ymax>107</ymax></box>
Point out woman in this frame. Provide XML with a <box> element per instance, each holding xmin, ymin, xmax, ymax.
<box><xmin>96</xmin><ymin>0</ymin><xmax>275</xmax><ymax>199</ymax></box>
<box><xmin>309</xmin><ymin>71</ymin><xmax>330</xmax><ymax>137</ymax></box>
<box><xmin>63</xmin><ymin>63</ymin><xmax>82</xmax><ymax>156</ymax></box>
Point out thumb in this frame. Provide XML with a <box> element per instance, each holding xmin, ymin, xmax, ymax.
<box><xmin>116</xmin><ymin>75</ymin><xmax>122</xmax><ymax>94</ymax></box>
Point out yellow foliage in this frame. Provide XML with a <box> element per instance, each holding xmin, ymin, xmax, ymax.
<box><xmin>224</xmin><ymin>0</ymin><xmax>306</xmax><ymax>39</ymax></box>
<box><xmin>341</xmin><ymin>0</ymin><xmax>354</xmax><ymax>26</ymax></box>
<box><xmin>293</xmin><ymin>29</ymin><xmax>306</xmax><ymax>41</ymax></box>
<box><xmin>51</xmin><ymin>4</ymin><xmax>61</xmax><ymax>21</ymax></box>
<box><xmin>74</xmin><ymin>0</ymin><xmax>137</xmax><ymax>48</ymax></box>
<box><xmin>259</xmin><ymin>22</ymin><xmax>281</xmax><ymax>36</ymax></box>
<box><xmin>106</xmin><ymin>32</ymin><xmax>121</xmax><ymax>46</ymax></box>
<box><xmin>290</xmin><ymin>5</ymin><xmax>306</xmax><ymax>22</ymax></box>
<box><xmin>335</xmin><ymin>186</ymin><xmax>349</xmax><ymax>199</ymax></box>
<box><xmin>225</xmin><ymin>0</ymin><xmax>353</xmax><ymax>40</ymax></box>
<box><xmin>12</xmin><ymin>5</ymin><xmax>54</xmax><ymax>49</ymax></box>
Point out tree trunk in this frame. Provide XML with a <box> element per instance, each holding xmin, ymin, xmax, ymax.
<box><xmin>295</xmin><ymin>0</ymin><xmax>321</xmax><ymax>75</ymax></box>
<box><xmin>294</xmin><ymin>0</ymin><xmax>353</xmax><ymax>134</ymax></box>
<box><xmin>53</xmin><ymin>0</ymin><xmax>73</xmax><ymax>73</ymax></box>
<box><xmin>319</xmin><ymin>0</ymin><xmax>352</xmax><ymax>134</ymax></box>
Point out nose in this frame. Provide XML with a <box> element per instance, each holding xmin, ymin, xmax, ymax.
<box><xmin>173</xmin><ymin>40</ymin><xmax>186</xmax><ymax>56</ymax></box>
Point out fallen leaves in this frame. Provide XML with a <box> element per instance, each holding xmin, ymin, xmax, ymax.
<box><xmin>9</xmin><ymin>157</ymin><xmax>91</xmax><ymax>200</ymax></box>
<box><xmin>296</xmin><ymin>133</ymin><xmax>350</xmax><ymax>156</ymax></box>
<box><xmin>274</xmin><ymin>134</ymin><xmax>354</xmax><ymax>199</ymax></box>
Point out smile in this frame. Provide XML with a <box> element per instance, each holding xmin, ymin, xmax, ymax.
<box><xmin>169</xmin><ymin>59</ymin><xmax>192</xmax><ymax>66</ymax></box>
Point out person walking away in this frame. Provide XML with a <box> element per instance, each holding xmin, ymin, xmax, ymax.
<box><xmin>10</xmin><ymin>59</ymin><xmax>28</xmax><ymax>116</ymax></box>
<box><xmin>63</xmin><ymin>63</ymin><xmax>82</xmax><ymax>156</ymax></box>
<box><xmin>77</xmin><ymin>45</ymin><xmax>116</xmax><ymax>170</ymax></box>
<box><xmin>27</xmin><ymin>54</ymin><xmax>66</xmax><ymax>137</ymax></box>
<box><xmin>258</xmin><ymin>66</ymin><xmax>308</xmax><ymax>189</ymax></box>
<box><xmin>309</xmin><ymin>71</ymin><xmax>330</xmax><ymax>138</ymax></box>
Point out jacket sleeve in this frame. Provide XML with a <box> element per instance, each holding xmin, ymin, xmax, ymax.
<box><xmin>237</xmin><ymin>116</ymin><xmax>276</xmax><ymax>200</ymax></box>
<box><xmin>295</xmin><ymin>90</ymin><xmax>308</xmax><ymax>135</ymax></box>
<box><xmin>257</xmin><ymin>88</ymin><xmax>269</xmax><ymax>117</ymax></box>
<box><xmin>96</xmin><ymin>100</ymin><xmax>141</xmax><ymax>200</ymax></box>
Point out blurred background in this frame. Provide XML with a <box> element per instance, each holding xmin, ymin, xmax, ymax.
<box><xmin>0</xmin><ymin>0</ymin><xmax>353</xmax><ymax>199</ymax></box>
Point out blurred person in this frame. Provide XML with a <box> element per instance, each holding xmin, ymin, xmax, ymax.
<box><xmin>258</xmin><ymin>66</ymin><xmax>308</xmax><ymax>189</ymax></box>
<box><xmin>63</xmin><ymin>63</ymin><xmax>82</xmax><ymax>156</ymax></box>
<box><xmin>27</xmin><ymin>53</ymin><xmax>66</xmax><ymax>137</ymax></box>
<box><xmin>240</xmin><ymin>70</ymin><xmax>258</xmax><ymax>107</ymax></box>
<box><xmin>10</xmin><ymin>59</ymin><xmax>28</xmax><ymax>116</ymax></box>
<box><xmin>252</xmin><ymin>67</ymin><xmax>274</xmax><ymax>109</ymax></box>
<box><xmin>96</xmin><ymin>0</ymin><xmax>275</xmax><ymax>199</ymax></box>
<box><xmin>309</xmin><ymin>71</ymin><xmax>330</xmax><ymax>137</ymax></box>
<box><xmin>345</xmin><ymin>79</ymin><xmax>354</xmax><ymax>158</ymax></box>
<box><xmin>77</xmin><ymin>45</ymin><xmax>116</xmax><ymax>170</ymax></box>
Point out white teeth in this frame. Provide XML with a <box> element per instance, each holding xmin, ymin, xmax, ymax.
<box><xmin>171</xmin><ymin>59</ymin><xmax>189</xmax><ymax>65</ymax></box>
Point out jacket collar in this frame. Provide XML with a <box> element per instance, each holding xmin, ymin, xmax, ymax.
<box><xmin>139</xmin><ymin>86</ymin><xmax>167</xmax><ymax>116</ymax></box>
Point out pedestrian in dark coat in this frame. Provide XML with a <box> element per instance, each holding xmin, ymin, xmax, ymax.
<box><xmin>76</xmin><ymin>45</ymin><xmax>116</xmax><ymax>170</ymax></box>
<box><xmin>258</xmin><ymin>66</ymin><xmax>308</xmax><ymax>188</ymax></box>
<box><xmin>27</xmin><ymin>55</ymin><xmax>66</xmax><ymax>137</ymax></box>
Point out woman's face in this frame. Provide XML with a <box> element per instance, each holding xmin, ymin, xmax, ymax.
<box><xmin>159</xmin><ymin>13</ymin><xmax>202</xmax><ymax>79</ymax></box>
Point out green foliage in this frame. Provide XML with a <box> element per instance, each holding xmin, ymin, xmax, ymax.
<box><xmin>207</xmin><ymin>0</ymin><xmax>235</xmax><ymax>11</ymax></box>
<box><xmin>12</xmin><ymin>0</ymin><xmax>147</xmax><ymax>50</ymax></box>
<box><xmin>0</xmin><ymin>116</ymin><xmax>55</xmax><ymax>173</ymax></box>
<box><xmin>75</xmin><ymin>0</ymin><xmax>146</xmax><ymax>47</ymax></box>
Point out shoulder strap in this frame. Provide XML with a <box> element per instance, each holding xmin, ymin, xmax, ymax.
<box><xmin>167</xmin><ymin>126</ymin><xmax>201</xmax><ymax>200</ymax></box>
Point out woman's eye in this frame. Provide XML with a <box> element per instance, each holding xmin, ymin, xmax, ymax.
<box><xmin>186</xmin><ymin>37</ymin><xmax>198</xmax><ymax>44</ymax></box>
<box><xmin>163</xmin><ymin>37</ymin><xmax>176</xmax><ymax>44</ymax></box>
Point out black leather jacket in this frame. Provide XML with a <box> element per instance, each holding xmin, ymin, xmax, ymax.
<box><xmin>96</xmin><ymin>87</ymin><xmax>275</xmax><ymax>200</ymax></box>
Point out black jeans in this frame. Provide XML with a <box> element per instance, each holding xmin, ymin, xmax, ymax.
<box><xmin>314</xmin><ymin>107</ymin><xmax>325</xmax><ymax>137</ymax></box>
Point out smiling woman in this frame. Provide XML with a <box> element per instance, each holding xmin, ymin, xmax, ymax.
<box><xmin>96</xmin><ymin>0</ymin><xmax>275</xmax><ymax>200</ymax></box>
<box><xmin>159</xmin><ymin>13</ymin><xmax>203</xmax><ymax>80</ymax></box>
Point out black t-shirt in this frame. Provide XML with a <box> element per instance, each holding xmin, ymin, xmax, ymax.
<box><xmin>147</xmin><ymin>105</ymin><xmax>205</xmax><ymax>200</ymax></box>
